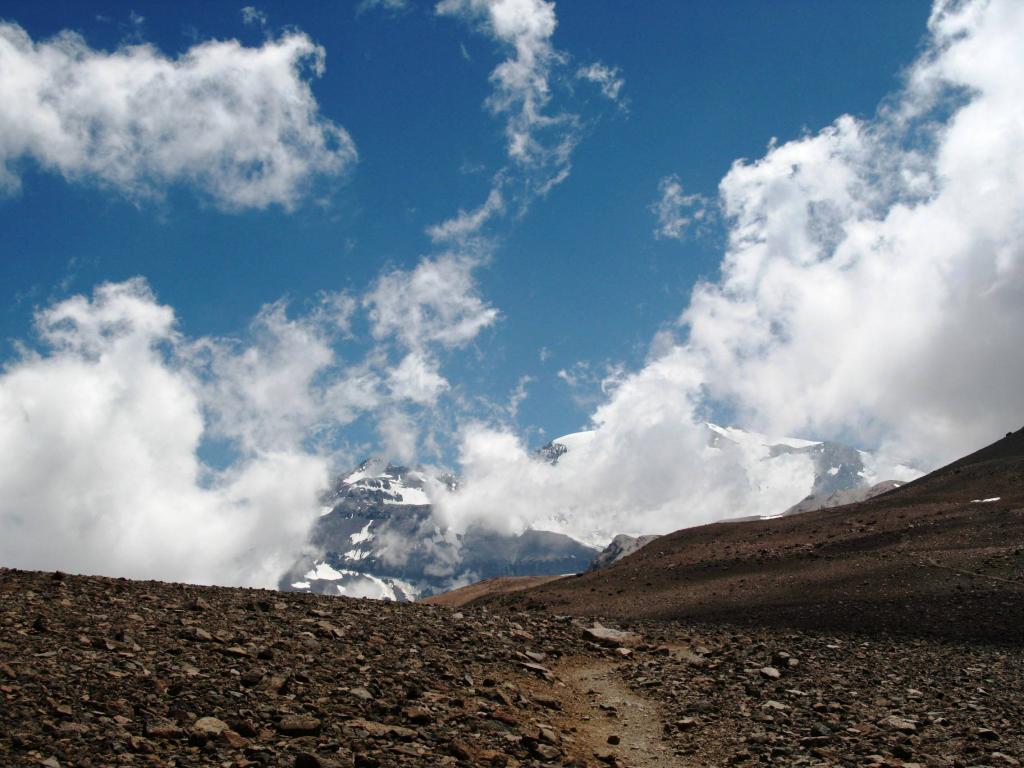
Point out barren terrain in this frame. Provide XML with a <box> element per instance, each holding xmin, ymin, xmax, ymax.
<box><xmin>4</xmin><ymin>567</ymin><xmax>1023</xmax><ymax>767</ymax></box>
<box><xmin>3</xmin><ymin>430</ymin><xmax>1024</xmax><ymax>767</ymax></box>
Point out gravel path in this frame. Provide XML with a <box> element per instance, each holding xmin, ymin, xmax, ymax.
<box><xmin>559</xmin><ymin>657</ymin><xmax>679</xmax><ymax>768</ymax></box>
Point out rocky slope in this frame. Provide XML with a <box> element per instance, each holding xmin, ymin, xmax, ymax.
<box><xmin>420</xmin><ymin>576</ymin><xmax>562</xmax><ymax>608</ymax></box>
<box><xmin>606</xmin><ymin>622</ymin><xmax>1024</xmax><ymax>767</ymax></box>
<box><xmin>0</xmin><ymin>567</ymin><xmax>599</xmax><ymax>767</ymax></box>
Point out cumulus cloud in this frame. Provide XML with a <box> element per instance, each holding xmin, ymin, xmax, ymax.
<box><xmin>365</xmin><ymin>253</ymin><xmax>499</xmax><ymax>350</ymax></box>
<box><xmin>652</xmin><ymin>174</ymin><xmax>708</xmax><ymax>240</ymax></box>
<box><xmin>0</xmin><ymin>280</ymin><xmax>328</xmax><ymax>587</ymax></box>
<box><xmin>437</xmin><ymin>0</ymin><xmax>1024</xmax><ymax>542</ymax></box>
<box><xmin>682</xmin><ymin>0</ymin><xmax>1024</xmax><ymax>464</ymax></box>
<box><xmin>192</xmin><ymin>299</ymin><xmax>370</xmax><ymax>454</ymax></box>
<box><xmin>0</xmin><ymin>22</ymin><xmax>355</xmax><ymax>209</ymax></box>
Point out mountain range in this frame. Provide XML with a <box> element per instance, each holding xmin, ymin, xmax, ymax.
<box><xmin>280</xmin><ymin>423</ymin><xmax>911</xmax><ymax>599</ymax></box>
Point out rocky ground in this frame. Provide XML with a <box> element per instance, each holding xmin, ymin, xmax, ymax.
<box><xmin>0</xmin><ymin>567</ymin><xmax>615</xmax><ymax>768</ymax></box>
<box><xmin>606</xmin><ymin>623</ymin><xmax>1024</xmax><ymax>768</ymax></box>
<box><xmin>4</xmin><ymin>567</ymin><xmax>1024</xmax><ymax>768</ymax></box>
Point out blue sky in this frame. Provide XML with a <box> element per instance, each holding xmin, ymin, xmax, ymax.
<box><xmin>0</xmin><ymin>0</ymin><xmax>932</xmax><ymax>453</ymax></box>
<box><xmin>3</xmin><ymin>0</ymin><xmax>1023</xmax><ymax>586</ymax></box>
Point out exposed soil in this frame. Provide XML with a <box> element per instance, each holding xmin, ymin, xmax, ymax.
<box><xmin>4</xmin><ymin>566</ymin><xmax>1024</xmax><ymax>767</ymax></box>
<box><xmin>612</xmin><ymin>622</ymin><xmax>1024</xmax><ymax>767</ymax></box>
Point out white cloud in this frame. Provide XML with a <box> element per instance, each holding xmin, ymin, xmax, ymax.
<box><xmin>192</xmin><ymin>300</ymin><xmax>365</xmax><ymax>454</ymax></box>
<box><xmin>556</xmin><ymin>360</ymin><xmax>626</xmax><ymax>410</ymax></box>
<box><xmin>652</xmin><ymin>174</ymin><xmax>707</xmax><ymax>240</ymax></box>
<box><xmin>0</xmin><ymin>22</ymin><xmax>355</xmax><ymax>209</ymax></box>
<box><xmin>377</xmin><ymin>409</ymin><xmax>419</xmax><ymax>464</ymax></box>
<box><xmin>427</xmin><ymin>186</ymin><xmax>504</xmax><ymax>243</ymax></box>
<box><xmin>388</xmin><ymin>352</ymin><xmax>450</xmax><ymax>404</ymax></box>
<box><xmin>683</xmin><ymin>0</ymin><xmax>1024</xmax><ymax>464</ymax></box>
<box><xmin>0</xmin><ymin>249</ymin><xmax>501</xmax><ymax>584</ymax></box>
<box><xmin>438</xmin><ymin>0</ymin><xmax>1024</xmax><ymax>542</ymax></box>
<box><xmin>433</xmin><ymin>0</ymin><xmax>611</xmax><ymax>238</ymax></box>
<box><xmin>357</xmin><ymin>0</ymin><xmax>410</xmax><ymax>15</ymax></box>
<box><xmin>0</xmin><ymin>280</ymin><xmax>328</xmax><ymax>587</ymax></box>
<box><xmin>576</xmin><ymin>62</ymin><xmax>625</xmax><ymax>106</ymax></box>
<box><xmin>365</xmin><ymin>253</ymin><xmax>499</xmax><ymax>349</ymax></box>
<box><xmin>505</xmin><ymin>374</ymin><xmax>533</xmax><ymax>419</ymax></box>
<box><xmin>437</xmin><ymin>0</ymin><xmax>560</xmax><ymax>168</ymax></box>
<box><xmin>240</xmin><ymin>6</ymin><xmax>268</xmax><ymax>28</ymax></box>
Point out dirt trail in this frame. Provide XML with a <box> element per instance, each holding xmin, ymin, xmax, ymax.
<box><xmin>557</xmin><ymin>657</ymin><xmax>679</xmax><ymax>768</ymax></box>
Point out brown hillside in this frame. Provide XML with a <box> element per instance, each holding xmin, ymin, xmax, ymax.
<box><xmin>421</xmin><ymin>575</ymin><xmax>561</xmax><ymax>607</ymax></box>
<box><xmin>480</xmin><ymin>427</ymin><xmax>1024</xmax><ymax>642</ymax></box>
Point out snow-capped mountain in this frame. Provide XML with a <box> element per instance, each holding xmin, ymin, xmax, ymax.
<box><xmin>537</xmin><ymin>430</ymin><xmax>593</xmax><ymax>464</ymax></box>
<box><xmin>279</xmin><ymin>458</ymin><xmax>597</xmax><ymax>601</ymax></box>
<box><xmin>281</xmin><ymin>423</ymin><xmax>916</xmax><ymax>598</ymax></box>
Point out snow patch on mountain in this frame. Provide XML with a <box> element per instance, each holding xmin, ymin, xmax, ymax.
<box><xmin>304</xmin><ymin>561</ymin><xmax>345</xmax><ymax>581</ymax></box>
<box><xmin>706</xmin><ymin>422</ymin><xmax>819</xmax><ymax>450</ymax></box>
<box><xmin>350</xmin><ymin>522</ymin><xmax>374</xmax><ymax>545</ymax></box>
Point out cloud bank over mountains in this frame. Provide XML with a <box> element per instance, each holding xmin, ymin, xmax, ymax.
<box><xmin>0</xmin><ymin>10</ymin><xmax>509</xmax><ymax>584</ymax></box>
<box><xmin>0</xmin><ymin>22</ymin><xmax>355</xmax><ymax>209</ymax></box>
